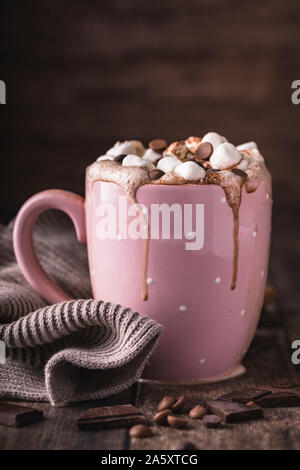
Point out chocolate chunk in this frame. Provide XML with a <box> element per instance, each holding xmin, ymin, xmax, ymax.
<box><xmin>149</xmin><ymin>138</ymin><xmax>167</xmax><ymax>152</ymax></box>
<box><xmin>149</xmin><ymin>169</ymin><xmax>165</xmax><ymax>181</ymax></box>
<box><xmin>0</xmin><ymin>402</ymin><xmax>43</xmax><ymax>427</ymax></box>
<box><xmin>195</xmin><ymin>142</ymin><xmax>213</xmax><ymax>161</ymax></box>
<box><xmin>231</xmin><ymin>168</ymin><xmax>248</xmax><ymax>179</ymax></box>
<box><xmin>205</xmin><ymin>400</ymin><xmax>263</xmax><ymax>423</ymax></box>
<box><xmin>218</xmin><ymin>388</ymin><xmax>271</xmax><ymax>404</ymax></box>
<box><xmin>203</xmin><ymin>414</ymin><xmax>221</xmax><ymax>428</ymax></box>
<box><xmin>172</xmin><ymin>441</ymin><xmax>198</xmax><ymax>450</ymax></box>
<box><xmin>114</xmin><ymin>154</ymin><xmax>127</xmax><ymax>163</ymax></box>
<box><xmin>189</xmin><ymin>405</ymin><xmax>207</xmax><ymax>419</ymax></box>
<box><xmin>129</xmin><ymin>424</ymin><xmax>153</xmax><ymax>438</ymax></box>
<box><xmin>167</xmin><ymin>415</ymin><xmax>188</xmax><ymax>429</ymax></box>
<box><xmin>255</xmin><ymin>392</ymin><xmax>300</xmax><ymax>408</ymax></box>
<box><xmin>157</xmin><ymin>395</ymin><xmax>177</xmax><ymax>411</ymax></box>
<box><xmin>153</xmin><ymin>409</ymin><xmax>172</xmax><ymax>426</ymax></box>
<box><xmin>172</xmin><ymin>395</ymin><xmax>185</xmax><ymax>412</ymax></box>
<box><xmin>76</xmin><ymin>404</ymin><xmax>146</xmax><ymax>430</ymax></box>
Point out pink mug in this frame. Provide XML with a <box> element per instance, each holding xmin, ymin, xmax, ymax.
<box><xmin>13</xmin><ymin>173</ymin><xmax>272</xmax><ymax>383</ymax></box>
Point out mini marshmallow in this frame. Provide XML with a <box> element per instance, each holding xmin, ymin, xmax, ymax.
<box><xmin>237</xmin><ymin>155</ymin><xmax>250</xmax><ymax>170</ymax></box>
<box><xmin>202</xmin><ymin>132</ymin><xmax>227</xmax><ymax>150</ymax></box>
<box><xmin>210</xmin><ymin>142</ymin><xmax>241</xmax><ymax>170</ymax></box>
<box><xmin>129</xmin><ymin>140</ymin><xmax>145</xmax><ymax>157</ymax></box>
<box><xmin>174</xmin><ymin>161</ymin><xmax>206</xmax><ymax>181</ymax></box>
<box><xmin>237</xmin><ymin>141</ymin><xmax>258</xmax><ymax>151</ymax></box>
<box><xmin>157</xmin><ymin>156</ymin><xmax>182</xmax><ymax>173</ymax></box>
<box><xmin>97</xmin><ymin>154</ymin><xmax>116</xmax><ymax>161</ymax></box>
<box><xmin>185</xmin><ymin>136</ymin><xmax>202</xmax><ymax>153</ymax></box>
<box><xmin>143</xmin><ymin>148</ymin><xmax>162</xmax><ymax>164</ymax></box>
<box><xmin>122</xmin><ymin>154</ymin><xmax>155</xmax><ymax>171</ymax></box>
<box><xmin>107</xmin><ymin>141</ymin><xmax>137</xmax><ymax>157</ymax></box>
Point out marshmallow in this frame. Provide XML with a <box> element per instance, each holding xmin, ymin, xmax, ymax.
<box><xmin>157</xmin><ymin>156</ymin><xmax>182</xmax><ymax>173</ymax></box>
<box><xmin>174</xmin><ymin>161</ymin><xmax>206</xmax><ymax>181</ymax></box>
<box><xmin>143</xmin><ymin>148</ymin><xmax>162</xmax><ymax>164</ymax></box>
<box><xmin>185</xmin><ymin>136</ymin><xmax>202</xmax><ymax>153</ymax></box>
<box><xmin>122</xmin><ymin>154</ymin><xmax>155</xmax><ymax>171</ymax></box>
<box><xmin>237</xmin><ymin>155</ymin><xmax>250</xmax><ymax>170</ymax></box>
<box><xmin>97</xmin><ymin>154</ymin><xmax>116</xmax><ymax>161</ymax></box>
<box><xmin>202</xmin><ymin>132</ymin><xmax>227</xmax><ymax>150</ymax></box>
<box><xmin>163</xmin><ymin>141</ymin><xmax>189</xmax><ymax>161</ymax></box>
<box><xmin>210</xmin><ymin>142</ymin><xmax>241</xmax><ymax>170</ymax></box>
<box><xmin>129</xmin><ymin>140</ymin><xmax>145</xmax><ymax>157</ymax></box>
<box><xmin>237</xmin><ymin>141</ymin><xmax>258</xmax><ymax>151</ymax></box>
<box><xmin>107</xmin><ymin>141</ymin><xmax>137</xmax><ymax>157</ymax></box>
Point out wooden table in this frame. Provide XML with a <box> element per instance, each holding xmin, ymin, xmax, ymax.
<box><xmin>0</xmin><ymin>181</ymin><xmax>299</xmax><ymax>450</ymax></box>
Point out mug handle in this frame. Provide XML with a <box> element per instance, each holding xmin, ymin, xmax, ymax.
<box><xmin>13</xmin><ymin>189</ymin><xmax>86</xmax><ymax>304</ymax></box>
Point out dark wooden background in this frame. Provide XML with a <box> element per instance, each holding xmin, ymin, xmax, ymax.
<box><xmin>1</xmin><ymin>0</ymin><xmax>300</xmax><ymax>223</ymax></box>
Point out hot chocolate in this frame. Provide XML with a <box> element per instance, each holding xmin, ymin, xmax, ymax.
<box><xmin>87</xmin><ymin>132</ymin><xmax>271</xmax><ymax>297</ymax></box>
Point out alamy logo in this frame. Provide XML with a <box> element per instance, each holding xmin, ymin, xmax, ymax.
<box><xmin>0</xmin><ymin>80</ymin><xmax>6</xmax><ymax>104</ymax></box>
<box><xmin>95</xmin><ymin>196</ymin><xmax>204</xmax><ymax>251</ymax></box>
<box><xmin>0</xmin><ymin>340</ymin><xmax>6</xmax><ymax>364</ymax></box>
<box><xmin>291</xmin><ymin>80</ymin><xmax>300</xmax><ymax>105</ymax></box>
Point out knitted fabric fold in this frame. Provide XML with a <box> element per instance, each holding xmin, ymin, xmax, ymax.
<box><xmin>0</xmin><ymin>211</ymin><xmax>162</xmax><ymax>406</ymax></box>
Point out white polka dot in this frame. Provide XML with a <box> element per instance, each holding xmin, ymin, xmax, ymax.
<box><xmin>241</xmin><ymin>309</ymin><xmax>246</xmax><ymax>316</ymax></box>
<box><xmin>221</xmin><ymin>197</ymin><xmax>226</xmax><ymax>204</ymax></box>
<box><xmin>261</xmin><ymin>270</ymin><xmax>264</xmax><ymax>277</ymax></box>
<box><xmin>147</xmin><ymin>278</ymin><xmax>153</xmax><ymax>285</ymax></box>
<box><xmin>199</xmin><ymin>358</ymin><xmax>205</xmax><ymax>364</ymax></box>
<box><xmin>186</xmin><ymin>231</ymin><xmax>196</xmax><ymax>239</ymax></box>
<box><xmin>215</xmin><ymin>277</ymin><xmax>221</xmax><ymax>284</ymax></box>
<box><xmin>252</xmin><ymin>231</ymin><xmax>257</xmax><ymax>238</ymax></box>
<box><xmin>179</xmin><ymin>305</ymin><xmax>187</xmax><ymax>312</ymax></box>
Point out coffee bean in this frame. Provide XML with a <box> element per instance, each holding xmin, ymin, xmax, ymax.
<box><xmin>167</xmin><ymin>415</ymin><xmax>188</xmax><ymax>429</ymax></box>
<box><xmin>114</xmin><ymin>154</ymin><xmax>127</xmax><ymax>163</ymax></box>
<box><xmin>189</xmin><ymin>405</ymin><xmax>207</xmax><ymax>419</ymax></box>
<box><xmin>153</xmin><ymin>409</ymin><xmax>172</xmax><ymax>426</ymax></box>
<box><xmin>203</xmin><ymin>414</ymin><xmax>221</xmax><ymax>428</ymax></box>
<box><xmin>172</xmin><ymin>441</ymin><xmax>198</xmax><ymax>450</ymax></box>
<box><xmin>231</xmin><ymin>168</ymin><xmax>248</xmax><ymax>179</ymax></box>
<box><xmin>149</xmin><ymin>138</ymin><xmax>167</xmax><ymax>152</ymax></box>
<box><xmin>149</xmin><ymin>169</ymin><xmax>165</xmax><ymax>181</ymax></box>
<box><xmin>172</xmin><ymin>395</ymin><xmax>185</xmax><ymax>412</ymax></box>
<box><xmin>157</xmin><ymin>395</ymin><xmax>177</xmax><ymax>411</ymax></box>
<box><xmin>195</xmin><ymin>142</ymin><xmax>213</xmax><ymax>160</ymax></box>
<box><xmin>129</xmin><ymin>424</ymin><xmax>153</xmax><ymax>438</ymax></box>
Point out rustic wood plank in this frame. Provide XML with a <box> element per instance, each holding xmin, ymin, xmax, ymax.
<box><xmin>0</xmin><ymin>389</ymin><xmax>133</xmax><ymax>450</ymax></box>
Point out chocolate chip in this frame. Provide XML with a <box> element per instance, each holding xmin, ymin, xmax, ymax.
<box><xmin>172</xmin><ymin>395</ymin><xmax>185</xmax><ymax>412</ymax></box>
<box><xmin>157</xmin><ymin>395</ymin><xmax>177</xmax><ymax>412</ymax></box>
<box><xmin>0</xmin><ymin>402</ymin><xmax>43</xmax><ymax>427</ymax></box>
<box><xmin>76</xmin><ymin>404</ymin><xmax>146</xmax><ymax>430</ymax></box>
<box><xmin>149</xmin><ymin>169</ymin><xmax>165</xmax><ymax>181</ymax></box>
<box><xmin>189</xmin><ymin>405</ymin><xmax>207</xmax><ymax>419</ymax></box>
<box><xmin>149</xmin><ymin>138</ymin><xmax>167</xmax><ymax>152</ymax></box>
<box><xmin>205</xmin><ymin>400</ymin><xmax>263</xmax><ymax>423</ymax></box>
<box><xmin>218</xmin><ymin>389</ymin><xmax>271</xmax><ymax>404</ymax></box>
<box><xmin>114</xmin><ymin>154</ymin><xmax>127</xmax><ymax>163</ymax></box>
<box><xmin>129</xmin><ymin>424</ymin><xmax>153</xmax><ymax>438</ymax></box>
<box><xmin>172</xmin><ymin>441</ymin><xmax>198</xmax><ymax>450</ymax></box>
<box><xmin>203</xmin><ymin>414</ymin><xmax>221</xmax><ymax>428</ymax></box>
<box><xmin>167</xmin><ymin>415</ymin><xmax>188</xmax><ymax>429</ymax></box>
<box><xmin>231</xmin><ymin>168</ymin><xmax>248</xmax><ymax>179</ymax></box>
<box><xmin>153</xmin><ymin>409</ymin><xmax>172</xmax><ymax>426</ymax></box>
<box><xmin>206</xmin><ymin>168</ymin><xmax>220</xmax><ymax>173</ymax></box>
<box><xmin>195</xmin><ymin>142</ymin><xmax>213</xmax><ymax>161</ymax></box>
<box><xmin>255</xmin><ymin>392</ymin><xmax>300</xmax><ymax>408</ymax></box>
